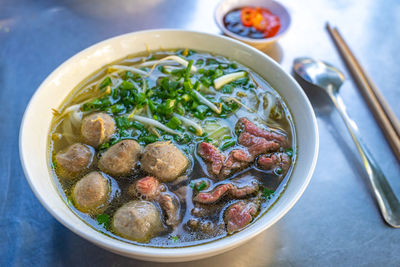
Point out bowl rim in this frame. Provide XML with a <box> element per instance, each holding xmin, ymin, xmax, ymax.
<box><xmin>19</xmin><ymin>29</ymin><xmax>318</xmax><ymax>262</ymax></box>
<box><xmin>214</xmin><ymin>0</ymin><xmax>291</xmax><ymax>44</ymax></box>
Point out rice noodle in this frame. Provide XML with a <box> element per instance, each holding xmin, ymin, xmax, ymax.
<box><xmin>108</xmin><ymin>65</ymin><xmax>148</xmax><ymax>76</ymax></box>
<box><xmin>214</xmin><ymin>71</ymin><xmax>246</xmax><ymax>89</ymax></box>
<box><xmin>131</xmin><ymin>115</ymin><xmax>181</xmax><ymax>136</ymax></box>
<box><xmin>137</xmin><ymin>60</ymin><xmax>177</xmax><ymax>68</ymax></box>
<box><xmin>223</xmin><ymin>97</ymin><xmax>255</xmax><ymax>113</ymax></box>
<box><xmin>112</xmin><ymin>79</ymin><xmax>123</xmax><ymax>89</ymax></box>
<box><xmin>262</xmin><ymin>92</ymin><xmax>275</xmax><ymax>121</ymax></box>
<box><xmin>146</xmin><ymin>55</ymin><xmax>197</xmax><ymax>77</ymax></box>
<box><xmin>173</xmin><ymin>113</ymin><xmax>203</xmax><ymax>136</ymax></box>
<box><xmin>142</xmin><ymin>78</ymin><xmax>147</xmax><ymax>92</ymax></box>
<box><xmin>61</xmin><ymin>119</ymin><xmax>77</xmax><ymax>144</ymax></box>
<box><xmin>146</xmin><ymin>105</ymin><xmax>160</xmax><ymax>137</ymax></box>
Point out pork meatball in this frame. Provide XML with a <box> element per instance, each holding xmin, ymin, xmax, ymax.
<box><xmin>112</xmin><ymin>200</ymin><xmax>163</xmax><ymax>242</ymax></box>
<box><xmin>81</xmin><ymin>112</ymin><xmax>116</xmax><ymax>148</ymax></box>
<box><xmin>72</xmin><ymin>171</ymin><xmax>109</xmax><ymax>212</ymax></box>
<box><xmin>55</xmin><ymin>143</ymin><xmax>93</xmax><ymax>177</ymax></box>
<box><xmin>98</xmin><ymin>140</ymin><xmax>141</xmax><ymax>176</ymax></box>
<box><xmin>140</xmin><ymin>141</ymin><xmax>189</xmax><ymax>182</ymax></box>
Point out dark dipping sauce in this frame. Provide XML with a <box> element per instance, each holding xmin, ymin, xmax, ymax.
<box><xmin>48</xmin><ymin>49</ymin><xmax>296</xmax><ymax>247</ymax></box>
<box><xmin>223</xmin><ymin>7</ymin><xmax>281</xmax><ymax>39</ymax></box>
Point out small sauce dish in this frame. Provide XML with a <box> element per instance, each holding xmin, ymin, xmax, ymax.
<box><xmin>214</xmin><ymin>0</ymin><xmax>291</xmax><ymax>48</ymax></box>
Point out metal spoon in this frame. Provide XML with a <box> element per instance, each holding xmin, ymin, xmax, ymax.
<box><xmin>293</xmin><ymin>57</ymin><xmax>400</xmax><ymax>228</ymax></box>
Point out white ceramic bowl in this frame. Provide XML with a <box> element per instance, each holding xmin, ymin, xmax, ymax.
<box><xmin>19</xmin><ymin>29</ymin><xmax>318</xmax><ymax>262</ymax></box>
<box><xmin>214</xmin><ymin>0</ymin><xmax>291</xmax><ymax>48</ymax></box>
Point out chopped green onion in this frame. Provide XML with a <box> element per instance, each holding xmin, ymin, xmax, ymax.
<box><xmin>196</xmin><ymin>181</ymin><xmax>207</xmax><ymax>191</ymax></box>
<box><xmin>185</xmin><ymin>60</ymin><xmax>194</xmax><ymax>81</ymax></box>
<box><xmin>220</xmin><ymin>140</ymin><xmax>236</xmax><ymax>151</ymax></box>
<box><xmin>285</xmin><ymin>148</ymin><xmax>294</xmax><ymax>157</ymax></box>
<box><xmin>221</xmin><ymin>84</ymin><xmax>233</xmax><ymax>94</ymax></box>
<box><xmin>170</xmin><ymin>235</ymin><xmax>179</xmax><ymax>243</ymax></box>
<box><xmin>110</xmin><ymin>104</ymin><xmax>125</xmax><ymax>114</ymax></box>
<box><xmin>275</xmin><ymin>167</ymin><xmax>283</xmax><ymax>175</ymax></box>
<box><xmin>138</xmin><ymin>134</ymin><xmax>159</xmax><ymax>144</ymax></box>
<box><xmin>131</xmin><ymin>121</ymin><xmax>145</xmax><ymax>131</ymax></box>
<box><xmin>166</xmin><ymin>116</ymin><xmax>182</xmax><ymax>129</ymax></box>
<box><xmin>262</xmin><ymin>188</ymin><xmax>275</xmax><ymax>200</ymax></box>
<box><xmin>200</xmin><ymin>76</ymin><xmax>212</xmax><ymax>87</ymax></box>
<box><xmin>99</xmin><ymin>77</ymin><xmax>112</xmax><ymax>89</ymax></box>
<box><xmin>96</xmin><ymin>214</ymin><xmax>110</xmax><ymax>228</ymax></box>
<box><xmin>121</xmin><ymin>80</ymin><xmax>134</xmax><ymax>90</ymax></box>
<box><xmin>182</xmin><ymin>94</ymin><xmax>191</xmax><ymax>102</ymax></box>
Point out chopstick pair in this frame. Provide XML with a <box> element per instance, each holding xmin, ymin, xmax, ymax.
<box><xmin>326</xmin><ymin>23</ymin><xmax>400</xmax><ymax>162</ymax></box>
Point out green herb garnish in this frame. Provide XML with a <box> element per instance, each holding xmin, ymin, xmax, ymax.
<box><xmin>221</xmin><ymin>84</ymin><xmax>233</xmax><ymax>94</ymax></box>
<box><xmin>66</xmin><ymin>197</ymin><xmax>74</xmax><ymax>206</ymax></box>
<box><xmin>185</xmin><ymin>60</ymin><xmax>194</xmax><ymax>81</ymax></box>
<box><xmin>196</xmin><ymin>181</ymin><xmax>207</xmax><ymax>191</ymax></box>
<box><xmin>138</xmin><ymin>134</ymin><xmax>159</xmax><ymax>144</ymax></box>
<box><xmin>96</xmin><ymin>214</ymin><xmax>110</xmax><ymax>229</ymax></box>
<box><xmin>170</xmin><ymin>235</ymin><xmax>179</xmax><ymax>243</ymax></box>
<box><xmin>99</xmin><ymin>77</ymin><xmax>112</xmax><ymax>89</ymax></box>
<box><xmin>221</xmin><ymin>140</ymin><xmax>236</xmax><ymax>151</ymax></box>
<box><xmin>166</xmin><ymin>116</ymin><xmax>182</xmax><ymax>129</ymax></box>
<box><xmin>121</xmin><ymin>80</ymin><xmax>134</xmax><ymax>90</ymax></box>
<box><xmin>50</xmin><ymin>161</ymin><xmax>57</xmax><ymax>169</ymax></box>
<box><xmin>285</xmin><ymin>148</ymin><xmax>293</xmax><ymax>157</ymax></box>
<box><xmin>262</xmin><ymin>188</ymin><xmax>275</xmax><ymax>200</ymax></box>
<box><xmin>275</xmin><ymin>167</ymin><xmax>283</xmax><ymax>175</ymax></box>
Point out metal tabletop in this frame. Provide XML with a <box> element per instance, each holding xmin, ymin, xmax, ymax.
<box><xmin>1</xmin><ymin>0</ymin><xmax>400</xmax><ymax>266</ymax></box>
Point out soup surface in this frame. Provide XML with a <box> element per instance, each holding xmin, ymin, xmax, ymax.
<box><xmin>49</xmin><ymin>49</ymin><xmax>296</xmax><ymax>247</ymax></box>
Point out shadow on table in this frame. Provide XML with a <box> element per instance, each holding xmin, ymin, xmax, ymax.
<box><xmin>52</xmin><ymin>221</ymin><xmax>281</xmax><ymax>266</ymax></box>
<box><xmin>293</xmin><ymin>72</ymin><xmax>378</xmax><ymax>208</ymax></box>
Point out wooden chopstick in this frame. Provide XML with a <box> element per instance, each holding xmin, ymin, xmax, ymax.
<box><xmin>326</xmin><ymin>22</ymin><xmax>400</xmax><ymax>162</ymax></box>
<box><xmin>330</xmin><ymin>25</ymin><xmax>400</xmax><ymax>139</ymax></box>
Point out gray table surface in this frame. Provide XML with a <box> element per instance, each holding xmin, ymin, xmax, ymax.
<box><xmin>1</xmin><ymin>0</ymin><xmax>400</xmax><ymax>266</ymax></box>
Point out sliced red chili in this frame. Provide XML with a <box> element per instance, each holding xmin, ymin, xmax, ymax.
<box><xmin>259</xmin><ymin>8</ymin><xmax>281</xmax><ymax>37</ymax></box>
<box><xmin>233</xmin><ymin>6</ymin><xmax>281</xmax><ymax>38</ymax></box>
<box><xmin>240</xmin><ymin>7</ymin><xmax>256</xmax><ymax>27</ymax></box>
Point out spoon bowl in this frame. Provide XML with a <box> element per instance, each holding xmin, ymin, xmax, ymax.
<box><xmin>293</xmin><ymin>57</ymin><xmax>345</xmax><ymax>93</ymax></box>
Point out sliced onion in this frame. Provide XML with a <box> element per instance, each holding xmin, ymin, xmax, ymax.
<box><xmin>214</xmin><ymin>71</ymin><xmax>246</xmax><ymax>89</ymax></box>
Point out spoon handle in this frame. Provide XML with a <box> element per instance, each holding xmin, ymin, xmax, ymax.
<box><xmin>328</xmin><ymin>89</ymin><xmax>400</xmax><ymax>227</ymax></box>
